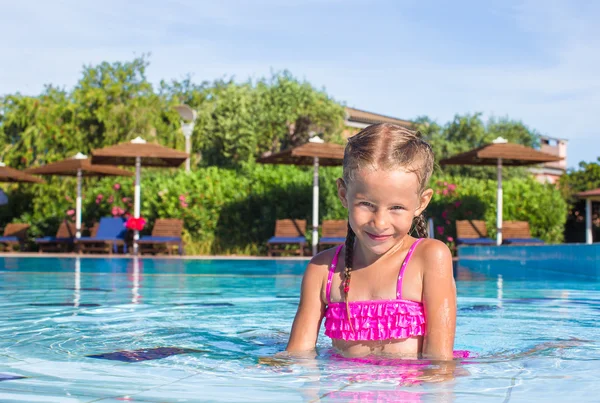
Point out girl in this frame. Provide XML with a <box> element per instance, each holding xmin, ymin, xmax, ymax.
<box><xmin>286</xmin><ymin>123</ymin><xmax>457</xmax><ymax>361</ymax></box>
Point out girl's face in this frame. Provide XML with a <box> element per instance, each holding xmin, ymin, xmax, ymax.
<box><xmin>337</xmin><ymin>168</ymin><xmax>432</xmax><ymax>258</ymax></box>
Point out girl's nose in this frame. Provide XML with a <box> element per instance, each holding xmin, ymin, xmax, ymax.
<box><xmin>372</xmin><ymin>209</ymin><xmax>389</xmax><ymax>230</ymax></box>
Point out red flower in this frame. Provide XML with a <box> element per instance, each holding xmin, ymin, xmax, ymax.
<box><xmin>125</xmin><ymin>217</ymin><xmax>146</xmax><ymax>231</ymax></box>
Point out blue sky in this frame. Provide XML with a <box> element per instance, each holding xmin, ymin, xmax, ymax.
<box><xmin>1</xmin><ymin>0</ymin><xmax>598</xmax><ymax>168</ymax></box>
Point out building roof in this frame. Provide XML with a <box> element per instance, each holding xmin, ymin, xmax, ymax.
<box><xmin>345</xmin><ymin>107</ymin><xmax>414</xmax><ymax>129</ymax></box>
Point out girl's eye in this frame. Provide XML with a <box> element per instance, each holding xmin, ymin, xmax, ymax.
<box><xmin>391</xmin><ymin>206</ymin><xmax>406</xmax><ymax>210</ymax></box>
<box><xmin>359</xmin><ymin>201</ymin><xmax>374</xmax><ymax>207</ymax></box>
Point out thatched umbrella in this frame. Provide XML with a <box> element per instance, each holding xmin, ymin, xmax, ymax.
<box><xmin>575</xmin><ymin>188</ymin><xmax>600</xmax><ymax>244</ymax></box>
<box><xmin>91</xmin><ymin>137</ymin><xmax>188</xmax><ymax>254</ymax></box>
<box><xmin>257</xmin><ymin>137</ymin><xmax>345</xmax><ymax>255</ymax></box>
<box><xmin>0</xmin><ymin>162</ymin><xmax>45</xmax><ymax>210</ymax></box>
<box><xmin>26</xmin><ymin>153</ymin><xmax>134</xmax><ymax>238</ymax></box>
<box><xmin>0</xmin><ymin>162</ymin><xmax>45</xmax><ymax>184</ymax></box>
<box><xmin>440</xmin><ymin>137</ymin><xmax>563</xmax><ymax>245</ymax></box>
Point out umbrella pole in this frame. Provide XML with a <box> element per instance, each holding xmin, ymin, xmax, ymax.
<box><xmin>76</xmin><ymin>169</ymin><xmax>82</xmax><ymax>239</ymax></box>
<box><xmin>312</xmin><ymin>157</ymin><xmax>319</xmax><ymax>256</ymax></box>
<box><xmin>133</xmin><ymin>156</ymin><xmax>141</xmax><ymax>255</ymax></box>
<box><xmin>586</xmin><ymin>199</ymin><xmax>592</xmax><ymax>244</ymax></box>
<box><xmin>496</xmin><ymin>158</ymin><xmax>503</xmax><ymax>246</ymax></box>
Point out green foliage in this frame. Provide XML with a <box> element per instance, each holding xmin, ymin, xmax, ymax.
<box><xmin>0</xmin><ymin>164</ymin><xmax>567</xmax><ymax>254</ymax></box>
<box><xmin>558</xmin><ymin>158</ymin><xmax>600</xmax><ymax>243</ymax></box>
<box><xmin>160</xmin><ymin>70</ymin><xmax>345</xmax><ymax>168</ymax></box>
<box><xmin>0</xmin><ymin>56</ymin><xmax>572</xmax><ymax>253</ymax></box>
<box><xmin>0</xmin><ymin>58</ymin><xmax>344</xmax><ymax>171</ymax></box>
<box><xmin>416</xmin><ymin>113</ymin><xmax>540</xmax><ymax>180</ymax></box>
<box><xmin>427</xmin><ymin>174</ymin><xmax>568</xmax><ymax>250</ymax></box>
<box><xmin>559</xmin><ymin>158</ymin><xmax>600</xmax><ymax>201</ymax></box>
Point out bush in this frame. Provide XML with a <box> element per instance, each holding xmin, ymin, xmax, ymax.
<box><xmin>427</xmin><ymin>174</ymin><xmax>567</xmax><ymax>250</ymax></box>
<box><xmin>1</xmin><ymin>166</ymin><xmax>567</xmax><ymax>254</ymax></box>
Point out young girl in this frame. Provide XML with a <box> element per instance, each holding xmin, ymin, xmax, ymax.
<box><xmin>286</xmin><ymin>123</ymin><xmax>457</xmax><ymax>361</ymax></box>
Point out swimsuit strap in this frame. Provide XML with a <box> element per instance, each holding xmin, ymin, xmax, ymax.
<box><xmin>396</xmin><ymin>238</ymin><xmax>424</xmax><ymax>299</ymax></box>
<box><xmin>326</xmin><ymin>245</ymin><xmax>344</xmax><ymax>304</ymax></box>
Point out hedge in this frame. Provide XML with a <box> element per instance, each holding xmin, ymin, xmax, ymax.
<box><xmin>1</xmin><ymin>165</ymin><xmax>567</xmax><ymax>254</ymax></box>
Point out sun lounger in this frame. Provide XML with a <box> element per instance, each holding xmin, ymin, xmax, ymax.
<box><xmin>456</xmin><ymin>220</ymin><xmax>496</xmax><ymax>245</ymax></box>
<box><xmin>319</xmin><ymin>219</ymin><xmax>348</xmax><ymax>251</ymax></box>
<box><xmin>502</xmin><ymin>221</ymin><xmax>545</xmax><ymax>245</ymax></box>
<box><xmin>74</xmin><ymin>217</ymin><xmax>127</xmax><ymax>254</ymax></box>
<box><xmin>267</xmin><ymin>219</ymin><xmax>307</xmax><ymax>256</ymax></box>
<box><xmin>35</xmin><ymin>220</ymin><xmax>76</xmax><ymax>253</ymax></box>
<box><xmin>0</xmin><ymin>223</ymin><xmax>30</xmax><ymax>252</ymax></box>
<box><xmin>138</xmin><ymin>218</ymin><xmax>185</xmax><ymax>255</ymax></box>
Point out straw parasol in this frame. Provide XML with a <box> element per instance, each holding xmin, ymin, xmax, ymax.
<box><xmin>257</xmin><ymin>137</ymin><xmax>345</xmax><ymax>255</ymax></box>
<box><xmin>440</xmin><ymin>137</ymin><xmax>563</xmax><ymax>245</ymax></box>
<box><xmin>574</xmin><ymin>188</ymin><xmax>600</xmax><ymax>244</ymax></box>
<box><xmin>91</xmin><ymin>137</ymin><xmax>188</xmax><ymax>254</ymax></box>
<box><xmin>26</xmin><ymin>153</ymin><xmax>134</xmax><ymax>238</ymax></box>
<box><xmin>0</xmin><ymin>162</ymin><xmax>46</xmax><ymax>184</ymax></box>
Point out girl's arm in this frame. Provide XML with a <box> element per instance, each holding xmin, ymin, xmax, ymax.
<box><xmin>421</xmin><ymin>240</ymin><xmax>457</xmax><ymax>360</ymax></box>
<box><xmin>286</xmin><ymin>256</ymin><xmax>329</xmax><ymax>354</ymax></box>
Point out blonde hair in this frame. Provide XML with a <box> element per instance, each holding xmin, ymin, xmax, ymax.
<box><xmin>340</xmin><ymin>123</ymin><xmax>435</xmax><ymax>316</ymax></box>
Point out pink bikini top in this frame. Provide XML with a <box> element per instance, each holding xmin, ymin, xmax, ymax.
<box><xmin>324</xmin><ymin>238</ymin><xmax>426</xmax><ymax>341</ymax></box>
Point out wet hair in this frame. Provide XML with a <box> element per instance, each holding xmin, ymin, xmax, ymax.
<box><xmin>340</xmin><ymin>123</ymin><xmax>434</xmax><ymax>317</ymax></box>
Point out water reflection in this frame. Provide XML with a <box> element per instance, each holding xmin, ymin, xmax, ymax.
<box><xmin>497</xmin><ymin>274</ymin><xmax>503</xmax><ymax>308</ymax></box>
<box><xmin>131</xmin><ymin>257</ymin><xmax>141</xmax><ymax>304</ymax></box>
<box><xmin>73</xmin><ymin>256</ymin><xmax>81</xmax><ymax>309</ymax></box>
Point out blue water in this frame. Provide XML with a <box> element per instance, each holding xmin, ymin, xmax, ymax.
<box><xmin>1</xmin><ymin>257</ymin><xmax>599</xmax><ymax>402</ymax></box>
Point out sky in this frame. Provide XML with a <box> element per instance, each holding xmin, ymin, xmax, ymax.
<box><xmin>1</xmin><ymin>0</ymin><xmax>599</xmax><ymax>168</ymax></box>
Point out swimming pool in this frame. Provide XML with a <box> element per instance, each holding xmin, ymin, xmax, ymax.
<box><xmin>1</xmin><ymin>256</ymin><xmax>599</xmax><ymax>402</ymax></box>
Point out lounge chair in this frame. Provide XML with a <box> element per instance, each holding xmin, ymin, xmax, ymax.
<box><xmin>35</xmin><ymin>220</ymin><xmax>76</xmax><ymax>253</ymax></box>
<box><xmin>455</xmin><ymin>220</ymin><xmax>496</xmax><ymax>245</ymax></box>
<box><xmin>267</xmin><ymin>219</ymin><xmax>307</xmax><ymax>256</ymax></box>
<box><xmin>74</xmin><ymin>217</ymin><xmax>127</xmax><ymax>254</ymax></box>
<box><xmin>0</xmin><ymin>223</ymin><xmax>30</xmax><ymax>252</ymax></box>
<box><xmin>502</xmin><ymin>221</ymin><xmax>545</xmax><ymax>245</ymax></box>
<box><xmin>138</xmin><ymin>218</ymin><xmax>185</xmax><ymax>255</ymax></box>
<box><xmin>319</xmin><ymin>219</ymin><xmax>348</xmax><ymax>251</ymax></box>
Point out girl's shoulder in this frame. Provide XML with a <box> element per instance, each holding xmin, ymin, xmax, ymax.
<box><xmin>411</xmin><ymin>237</ymin><xmax>453</xmax><ymax>275</ymax></box>
<box><xmin>307</xmin><ymin>245</ymin><xmax>342</xmax><ymax>271</ymax></box>
<box><xmin>301</xmin><ymin>247</ymin><xmax>341</xmax><ymax>301</ymax></box>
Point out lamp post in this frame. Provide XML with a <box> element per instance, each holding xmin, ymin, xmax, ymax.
<box><xmin>174</xmin><ymin>104</ymin><xmax>198</xmax><ymax>172</ymax></box>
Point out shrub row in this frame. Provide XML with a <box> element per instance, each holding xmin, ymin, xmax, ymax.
<box><xmin>1</xmin><ymin>165</ymin><xmax>567</xmax><ymax>254</ymax></box>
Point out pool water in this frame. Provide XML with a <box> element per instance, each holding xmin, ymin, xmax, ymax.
<box><xmin>1</xmin><ymin>256</ymin><xmax>599</xmax><ymax>402</ymax></box>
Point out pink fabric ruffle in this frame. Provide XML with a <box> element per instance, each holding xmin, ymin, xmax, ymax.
<box><xmin>324</xmin><ymin>300</ymin><xmax>425</xmax><ymax>341</ymax></box>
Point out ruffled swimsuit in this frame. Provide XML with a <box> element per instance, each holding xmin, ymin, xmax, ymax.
<box><xmin>323</xmin><ymin>239</ymin><xmax>472</xmax><ymax>360</ymax></box>
<box><xmin>324</xmin><ymin>238</ymin><xmax>426</xmax><ymax>341</ymax></box>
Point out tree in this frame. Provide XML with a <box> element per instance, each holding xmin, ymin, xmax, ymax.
<box><xmin>415</xmin><ymin>113</ymin><xmax>540</xmax><ymax>180</ymax></box>
<box><xmin>558</xmin><ymin>158</ymin><xmax>600</xmax><ymax>243</ymax></box>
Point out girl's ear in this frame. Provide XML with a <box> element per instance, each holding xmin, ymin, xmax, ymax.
<box><xmin>337</xmin><ymin>178</ymin><xmax>349</xmax><ymax>209</ymax></box>
<box><xmin>415</xmin><ymin>188</ymin><xmax>434</xmax><ymax>216</ymax></box>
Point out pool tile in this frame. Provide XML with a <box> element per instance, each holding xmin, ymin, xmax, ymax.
<box><xmin>86</xmin><ymin>347</ymin><xmax>203</xmax><ymax>362</ymax></box>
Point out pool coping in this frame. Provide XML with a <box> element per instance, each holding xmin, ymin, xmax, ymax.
<box><xmin>0</xmin><ymin>252</ymin><xmax>312</xmax><ymax>260</ymax></box>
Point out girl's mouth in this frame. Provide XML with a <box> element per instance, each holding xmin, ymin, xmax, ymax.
<box><xmin>366</xmin><ymin>232</ymin><xmax>392</xmax><ymax>241</ymax></box>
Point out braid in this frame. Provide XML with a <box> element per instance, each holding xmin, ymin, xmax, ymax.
<box><xmin>343</xmin><ymin>222</ymin><xmax>356</xmax><ymax>333</ymax></box>
<box><xmin>413</xmin><ymin>213</ymin><xmax>428</xmax><ymax>238</ymax></box>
